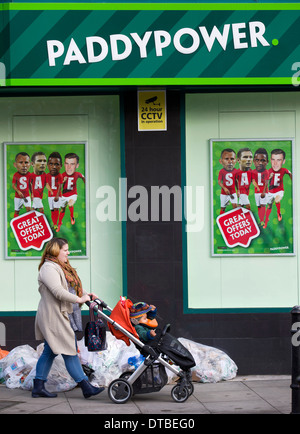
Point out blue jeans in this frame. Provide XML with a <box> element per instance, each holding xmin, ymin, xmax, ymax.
<box><xmin>35</xmin><ymin>340</ymin><xmax>88</xmax><ymax>383</ymax></box>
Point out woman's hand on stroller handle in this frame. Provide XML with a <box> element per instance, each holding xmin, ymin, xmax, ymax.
<box><xmin>84</xmin><ymin>296</ymin><xmax>108</xmax><ymax>310</ymax></box>
<box><xmin>77</xmin><ymin>294</ymin><xmax>91</xmax><ymax>304</ymax></box>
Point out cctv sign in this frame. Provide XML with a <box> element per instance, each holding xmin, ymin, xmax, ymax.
<box><xmin>138</xmin><ymin>90</ymin><xmax>167</xmax><ymax>131</ymax></box>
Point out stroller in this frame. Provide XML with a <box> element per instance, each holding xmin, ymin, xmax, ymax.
<box><xmin>86</xmin><ymin>297</ymin><xmax>195</xmax><ymax>404</ymax></box>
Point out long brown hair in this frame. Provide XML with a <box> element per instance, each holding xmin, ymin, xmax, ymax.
<box><xmin>38</xmin><ymin>237</ymin><xmax>83</xmax><ymax>298</ymax></box>
<box><xmin>39</xmin><ymin>237</ymin><xmax>68</xmax><ymax>270</ymax></box>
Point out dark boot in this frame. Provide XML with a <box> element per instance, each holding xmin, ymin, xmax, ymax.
<box><xmin>78</xmin><ymin>379</ymin><xmax>104</xmax><ymax>399</ymax></box>
<box><xmin>32</xmin><ymin>379</ymin><xmax>57</xmax><ymax>398</ymax></box>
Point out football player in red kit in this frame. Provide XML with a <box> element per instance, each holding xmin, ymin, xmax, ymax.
<box><xmin>30</xmin><ymin>152</ymin><xmax>47</xmax><ymax>213</ymax></box>
<box><xmin>263</xmin><ymin>149</ymin><xmax>292</xmax><ymax>228</ymax></box>
<box><xmin>252</xmin><ymin>148</ymin><xmax>270</xmax><ymax>226</ymax></box>
<box><xmin>12</xmin><ymin>152</ymin><xmax>32</xmax><ymax>217</ymax></box>
<box><xmin>45</xmin><ymin>152</ymin><xmax>63</xmax><ymax>230</ymax></box>
<box><xmin>56</xmin><ymin>153</ymin><xmax>85</xmax><ymax>232</ymax></box>
<box><xmin>236</xmin><ymin>147</ymin><xmax>259</xmax><ymax>210</ymax></box>
<box><xmin>218</xmin><ymin>149</ymin><xmax>238</xmax><ymax>214</ymax></box>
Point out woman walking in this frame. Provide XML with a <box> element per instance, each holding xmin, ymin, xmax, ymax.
<box><xmin>32</xmin><ymin>237</ymin><xmax>104</xmax><ymax>399</ymax></box>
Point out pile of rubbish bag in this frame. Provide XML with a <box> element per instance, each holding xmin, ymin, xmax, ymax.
<box><xmin>0</xmin><ymin>332</ymin><xmax>237</xmax><ymax>392</ymax></box>
<box><xmin>0</xmin><ymin>344</ymin><xmax>77</xmax><ymax>392</ymax></box>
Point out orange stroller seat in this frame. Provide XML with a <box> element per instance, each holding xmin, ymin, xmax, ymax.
<box><xmin>107</xmin><ymin>297</ymin><xmax>140</xmax><ymax>346</ymax></box>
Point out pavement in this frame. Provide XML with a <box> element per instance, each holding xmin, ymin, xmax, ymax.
<box><xmin>0</xmin><ymin>375</ymin><xmax>293</xmax><ymax>415</ymax></box>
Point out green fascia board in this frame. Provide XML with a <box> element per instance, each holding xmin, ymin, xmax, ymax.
<box><xmin>6</xmin><ymin>78</ymin><xmax>295</xmax><ymax>86</ymax></box>
<box><xmin>0</xmin><ymin>3</ymin><xmax>298</xmax><ymax>86</ymax></box>
<box><xmin>2</xmin><ymin>2</ymin><xmax>300</xmax><ymax>10</ymax></box>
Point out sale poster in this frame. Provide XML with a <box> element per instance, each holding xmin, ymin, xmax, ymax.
<box><xmin>210</xmin><ymin>139</ymin><xmax>294</xmax><ymax>256</ymax></box>
<box><xmin>4</xmin><ymin>142</ymin><xmax>88</xmax><ymax>259</ymax></box>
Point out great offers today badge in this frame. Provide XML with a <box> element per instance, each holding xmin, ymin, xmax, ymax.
<box><xmin>10</xmin><ymin>210</ymin><xmax>53</xmax><ymax>251</ymax></box>
<box><xmin>216</xmin><ymin>207</ymin><xmax>260</xmax><ymax>249</ymax></box>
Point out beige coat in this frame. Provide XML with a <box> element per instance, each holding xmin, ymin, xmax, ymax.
<box><xmin>35</xmin><ymin>260</ymin><xmax>86</xmax><ymax>356</ymax></box>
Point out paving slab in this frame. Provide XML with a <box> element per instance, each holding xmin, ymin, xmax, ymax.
<box><xmin>0</xmin><ymin>376</ymin><xmax>292</xmax><ymax>415</ymax></box>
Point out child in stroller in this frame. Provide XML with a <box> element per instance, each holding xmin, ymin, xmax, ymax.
<box><xmin>129</xmin><ymin>302</ymin><xmax>157</xmax><ymax>343</ymax></box>
<box><xmin>87</xmin><ymin>297</ymin><xmax>196</xmax><ymax>404</ymax></box>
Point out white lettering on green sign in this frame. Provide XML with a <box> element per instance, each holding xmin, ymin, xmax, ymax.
<box><xmin>47</xmin><ymin>21</ymin><xmax>270</xmax><ymax>67</ymax></box>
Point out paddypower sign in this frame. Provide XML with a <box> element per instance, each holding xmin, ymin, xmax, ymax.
<box><xmin>47</xmin><ymin>21</ymin><xmax>269</xmax><ymax>66</ymax></box>
<box><xmin>1</xmin><ymin>4</ymin><xmax>300</xmax><ymax>86</ymax></box>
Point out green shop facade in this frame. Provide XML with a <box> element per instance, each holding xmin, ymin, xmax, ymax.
<box><xmin>1</xmin><ymin>0</ymin><xmax>300</xmax><ymax>375</ymax></box>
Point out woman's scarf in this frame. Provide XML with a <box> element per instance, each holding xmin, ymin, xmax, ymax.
<box><xmin>45</xmin><ymin>254</ymin><xmax>83</xmax><ymax>298</ymax></box>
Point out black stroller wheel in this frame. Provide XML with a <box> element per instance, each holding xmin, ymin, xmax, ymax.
<box><xmin>187</xmin><ymin>381</ymin><xmax>194</xmax><ymax>396</ymax></box>
<box><xmin>171</xmin><ymin>384</ymin><xmax>189</xmax><ymax>403</ymax></box>
<box><xmin>176</xmin><ymin>379</ymin><xmax>194</xmax><ymax>396</ymax></box>
<box><xmin>108</xmin><ymin>379</ymin><xmax>133</xmax><ymax>404</ymax></box>
<box><xmin>120</xmin><ymin>371</ymin><xmax>136</xmax><ymax>395</ymax></box>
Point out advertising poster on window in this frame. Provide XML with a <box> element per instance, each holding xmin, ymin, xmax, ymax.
<box><xmin>210</xmin><ymin>139</ymin><xmax>294</xmax><ymax>256</ymax></box>
<box><xmin>4</xmin><ymin>142</ymin><xmax>88</xmax><ymax>259</ymax></box>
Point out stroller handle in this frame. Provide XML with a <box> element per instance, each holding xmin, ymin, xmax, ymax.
<box><xmin>85</xmin><ymin>298</ymin><xmax>110</xmax><ymax>311</ymax></box>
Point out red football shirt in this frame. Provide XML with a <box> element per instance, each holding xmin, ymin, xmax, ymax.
<box><xmin>218</xmin><ymin>168</ymin><xmax>238</xmax><ymax>195</ymax></box>
<box><xmin>268</xmin><ymin>167</ymin><xmax>291</xmax><ymax>194</ymax></box>
<box><xmin>252</xmin><ymin>169</ymin><xmax>269</xmax><ymax>194</ymax></box>
<box><xmin>46</xmin><ymin>173</ymin><xmax>63</xmax><ymax>197</ymax></box>
<box><xmin>236</xmin><ymin>169</ymin><xmax>254</xmax><ymax>195</ymax></box>
<box><xmin>30</xmin><ymin>173</ymin><xmax>46</xmax><ymax>199</ymax></box>
<box><xmin>12</xmin><ymin>172</ymin><xmax>31</xmax><ymax>198</ymax></box>
<box><xmin>62</xmin><ymin>171</ymin><xmax>85</xmax><ymax>197</ymax></box>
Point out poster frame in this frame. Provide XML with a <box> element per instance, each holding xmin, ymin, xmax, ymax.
<box><xmin>210</xmin><ymin>137</ymin><xmax>295</xmax><ymax>257</ymax></box>
<box><xmin>4</xmin><ymin>141</ymin><xmax>89</xmax><ymax>260</ymax></box>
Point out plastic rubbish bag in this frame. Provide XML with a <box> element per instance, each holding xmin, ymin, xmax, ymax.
<box><xmin>89</xmin><ymin>332</ymin><xmax>140</xmax><ymax>387</ymax></box>
<box><xmin>77</xmin><ymin>332</ymin><xmax>140</xmax><ymax>387</ymax></box>
<box><xmin>77</xmin><ymin>338</ymin><xmax>107</xmax><ymax>372</ymax></box>
<box><xmin>166</xmin><ymin>338</ymin><xmax>238</xmax><ymax>384</ymax></box>
<box><xmin>22</xmin><ymin>344</ymin><xmax>77</xmax><ymax>393</ymax></box>
<box><xmin>0</xmin><ymin>343</ymin><xmax>77</xmax><ymax>392</ymax></box>
<box><xmin>80</xmin><ymin>332</ymin><xmax>238</xmax><ymax>386</ymax></box>
<box><xmin>0</xmin><ymin>345</ymin><xmax>38</xmax><ymax>389</ymax></box>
